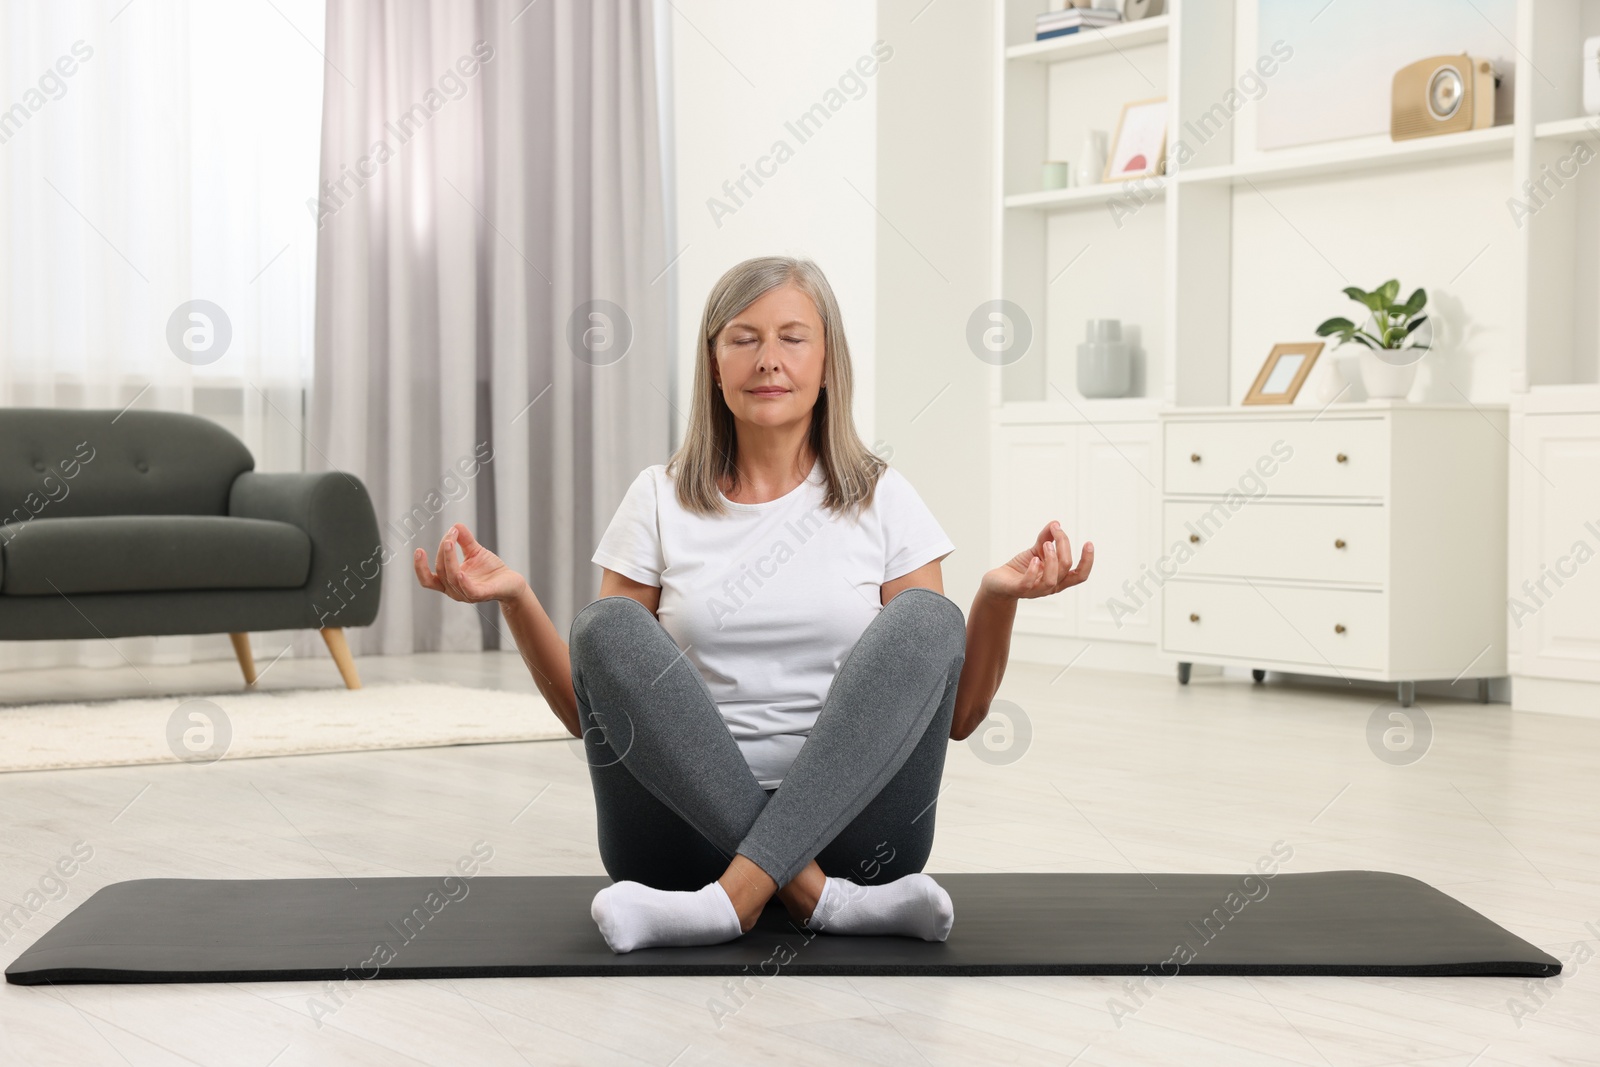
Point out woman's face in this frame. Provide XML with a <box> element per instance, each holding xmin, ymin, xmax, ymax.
<box><xmin>712</xmin><ymin>283</ymin><xmax>826</xmax><ymax>432</ymax></box>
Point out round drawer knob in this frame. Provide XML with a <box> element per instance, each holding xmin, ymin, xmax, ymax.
<box><xmin>1334</xmin><ymin>538</ymin><xmax>1346</xmax><ymax>549</ymax></box>
<box><xmin>1189</xmin><ymin>613</ymin><xmax>1200</xmax><ymax>623</ymax></box>
<box><xmin>1334</xmin><ymin>623</ymin><xmax>1346</xmax><ymax>634</ymax></box>
<box><xmin>1190</xmin><ymin>453</ymin><xmax>1201</xmax><ymax>463</ymax></box>
<box><xmin>1336</xmin><ymin>452</ymin><xmax>1348</xmax><ymax>463</ymax></box>
<box><xmin>1189</xmin><ymin>533</ymin><xmax>1200</xmax><ymax>543</ymax></box>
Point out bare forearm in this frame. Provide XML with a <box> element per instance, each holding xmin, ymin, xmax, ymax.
<box><xmin>950</xmin><ymin>585</ymin><xmax>1017</xmax><ymax>741</ymax></box>
<box><xmin>499</xmin><ymin>584</ymin><xmax>581</xmax><ymax>738</ymax></box>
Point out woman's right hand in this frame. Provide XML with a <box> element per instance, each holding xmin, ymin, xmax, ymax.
<box><xmin>414</xmin><ymin>523</ymin><xmax>529</xmax><ymax>604</ymax></box>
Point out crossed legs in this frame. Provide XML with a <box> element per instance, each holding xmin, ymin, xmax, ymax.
<box><xmin>569</xmin><ymin>586</ymin><xmax>967</xmax><ymax>951</ymax></box>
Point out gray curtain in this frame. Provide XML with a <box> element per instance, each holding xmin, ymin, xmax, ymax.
<box><xmin>312</xmin><ymin>0</ymin><xmax>672</xmax><ymax>655</ymax></box>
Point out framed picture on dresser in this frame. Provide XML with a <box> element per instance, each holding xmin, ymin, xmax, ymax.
<box><xmin>1243</xmin><ymin>342</ymin><xmax>1323</xmax><ymax>405</ymax></box>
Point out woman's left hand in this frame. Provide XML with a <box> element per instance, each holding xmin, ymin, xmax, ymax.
<box><xmin>981</xmin><ymin>521</ymin><xmax>1093</xmax><ymax>601</ymax></box>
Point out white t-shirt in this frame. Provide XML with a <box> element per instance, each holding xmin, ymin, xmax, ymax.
<box><xmin>589</xmin><ymin>456</ymin><xmax>956</xmax><ymax>788</ymax></box>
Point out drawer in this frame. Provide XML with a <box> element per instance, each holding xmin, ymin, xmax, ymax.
<box><xmin>1163</xmin><ymin>418</ymin><xmax>1388</xmax><ymax>498</ymax></box>
<box><xmin>1160</xmin><ymin>501</ymin><xmax>1387</xmax><ymax>584</ymax></box>
<box><xmin>1162</xmin><ymin>580</ymin><xmax>1387</xmax><ymax>670</ymax></box>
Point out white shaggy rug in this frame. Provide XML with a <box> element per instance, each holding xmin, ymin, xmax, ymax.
<box><xmin>0</xmin><ymin>683</ymin><xmax>574</xmax><ymax>773</ymax></box>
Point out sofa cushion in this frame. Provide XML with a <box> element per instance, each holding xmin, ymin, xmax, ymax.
<box><xmin>0</xmin><ymin>516</ymin><xmax>312</xmax><ymax>597</ymax></box>
<box><xmin>0</xmin><ymin>409</ymin><xmax>256</xmax><ymax>524</ymax></box>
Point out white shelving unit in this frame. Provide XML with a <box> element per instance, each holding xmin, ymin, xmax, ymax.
<box><xmin>988</xmin><ymin>0</ymin><xmax>1600</xmax><ymax>712</ymax></box>
<box><xmin>1505</xmin><ymin>0</ymin><xmax>1600</xmax><ymax>715</ymax></box>
<box><xmin>989</xmin><ymin>3</ymin><xmax>1179</xmax><ymax>663</ymax></box>
<box><xmin>1514</xmin><ymin>0</ymin><xmax>1600</xmax><ymax>392</ymax></box>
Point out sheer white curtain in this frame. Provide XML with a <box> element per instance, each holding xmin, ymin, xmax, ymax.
<box><xmin>0</xmin><ymin>0</ymin><xmax>325</xmax><ymax>671</ymax></box>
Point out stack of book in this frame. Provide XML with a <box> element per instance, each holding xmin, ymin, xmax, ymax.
<box><xmin>1034</xmin><ymin>7</ymin><xmax>1123</xmax><ymax>41</ymax></box>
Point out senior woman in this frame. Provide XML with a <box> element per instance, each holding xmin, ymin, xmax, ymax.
<box><xmin>414</xmin><ymin>255</ymin><xmax>1093</xmax><ymax>953</ymax></box>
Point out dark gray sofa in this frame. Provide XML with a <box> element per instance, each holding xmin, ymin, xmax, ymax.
<box><xmin>0</xmin><ymin>408</ymin><xmax>382</xmax><ymax>688</ymax></box>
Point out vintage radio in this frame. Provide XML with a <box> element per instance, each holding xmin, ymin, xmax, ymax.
<box><xmin>1391</xmin><ymin>54</ymin><xmax>1499</xmax><ymax>141</ymax></box>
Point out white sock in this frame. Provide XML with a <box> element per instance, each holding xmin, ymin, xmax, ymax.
<box><xmin>805</xmin><ymin>873</ymin><xmax>954</xmax><ymax>941</ymax></box>
<box><xmin>589</xmin><ymin>880</ymin><xmax>744</xmax><ymax>954</ymax></box>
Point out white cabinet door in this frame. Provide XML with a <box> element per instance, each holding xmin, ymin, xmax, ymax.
<box><xmin>992</xmin><ymin>424</ymin><xmax>1077</xmax><ymax>634</ymax></box>
<box><xmin>1510</xmin><ymin>413</ymin><xmax>1600</xmax><ymax>682</ymax></box>
<box><xmin>1074</xmin><ymin>421</ymin><xmax>1159</xmax><ymax>643</ymax></box>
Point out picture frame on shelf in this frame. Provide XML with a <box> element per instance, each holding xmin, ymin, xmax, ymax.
<box><xmin>1243</xmin><ymin>342</ymin><xmax>1324</xmax><ymax>405</ymax></box>
<box><xmin>1104</xmin><ymin>96</ymin><xmax>1168</xmax><ymax>182</ymax></box>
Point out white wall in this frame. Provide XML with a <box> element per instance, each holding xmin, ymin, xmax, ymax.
<box><xmin>666</xmin><ymin>0</ymin><xmax>880</xmax><ymax>447</ymax></box>
<box><xmin>664</xmin><ymin>0</ymin><xmax>1003</xmax><ymax>613</ymax></box>
<box><xmin>665</xmin><ymin>0</ymin><xmax>996</xmax><ymax>611</ymax></box>
<box><xmin>873</xmin><ymin>0</ymin><xmax>997</xmax><ymax>609</ymax></box>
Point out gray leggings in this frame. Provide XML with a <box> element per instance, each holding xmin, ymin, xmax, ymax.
<box><xmin>568</xmin><ymin>586</ymin><xmax>967</xmax><ymax>890</ymax></box>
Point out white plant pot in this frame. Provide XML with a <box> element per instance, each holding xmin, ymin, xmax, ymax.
<box><xmin>1359</xmin><ymin>349</ymin><xmax>1421</xmax><ymax>400</ymax></box>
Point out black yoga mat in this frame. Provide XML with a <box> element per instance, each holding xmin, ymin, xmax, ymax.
<box><xmin>5</xmin><ymin>871</ymin><xmax>1559</xmax><ymax>985</ymax></box>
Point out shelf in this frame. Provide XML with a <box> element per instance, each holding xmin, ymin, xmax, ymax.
<box><xmin>1534</xmin><ymin>116</ymin><xmax>1600</xmax><ymax>142</ymax></box>
<box><xmin>1004</xmin><ymin>178</ymin><xmax>1167</xmax><ymax>211</ymax></box>
<box><xmin>1005</xmin><ymin>15</ymin><xmax>1168</xmax><ymax>65</ymax></box>
<box><xmin>1175</xmin><ymin>125</ymin><xmax>1514</xmax><ymax>187</ymax></box>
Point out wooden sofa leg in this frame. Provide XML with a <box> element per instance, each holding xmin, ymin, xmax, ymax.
<box><xmin>320</xmin><ymin>627</ymin><xmax>362</xmax><ymax>689</ymax></box>
<box><xmin>229</xmin><ymin>633</ymin><xmax>258</xmax><ymax>686</ymax></box>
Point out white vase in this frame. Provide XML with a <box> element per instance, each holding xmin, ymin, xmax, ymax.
<box><xmin>1077</xmin><ymin>131</ymin><xmax>1107</xmax><ymax>186</ymax></box>
<box><xmin>1307</xmin><ymin>353</ymin><xmax>1348</xmax><ymax>404</ymax></box>
<box><xmin>1359</xmin><ymin>349</ymin><xmax>1421</xmax><ymax>400</ymax></box>
<box><xmin>1076</xmin><ymin>319</ymin><xmax>1131</xmax><ymax>398</ymax></box>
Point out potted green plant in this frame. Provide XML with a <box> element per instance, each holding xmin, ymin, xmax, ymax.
<box><xmin>1315</xmin><ymin>280</ymin><xmax>1432</xmax><ymax>400</ymax></box>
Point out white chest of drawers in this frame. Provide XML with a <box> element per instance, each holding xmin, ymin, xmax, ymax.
<box><xmin>1154</xmin><ymin>402</ymin><xmax>1508</xmax><ymax>705</ymax></box>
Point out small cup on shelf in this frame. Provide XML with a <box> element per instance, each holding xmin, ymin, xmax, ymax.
<box><xmin>1042</xmin><ymin>161</ymin><xmax>1074</xmax><ymax>191</ymax></box>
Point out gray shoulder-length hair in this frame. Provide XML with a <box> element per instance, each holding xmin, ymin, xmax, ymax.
<box><xmin>667</xmin><ymin>255</ymin><xmax>886</xmax><ymax>518</ymax></box>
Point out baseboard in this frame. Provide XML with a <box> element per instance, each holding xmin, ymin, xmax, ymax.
<box><xmin>1510</xmin><ymin>675</ymin><xmax>1600</xmax><ymax>719</ymax></box>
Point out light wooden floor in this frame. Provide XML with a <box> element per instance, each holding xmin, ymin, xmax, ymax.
<box><xmin>1</xmin><ymin>653</ymin><xmax>1596</xmax><ymax>1067</ymax></box>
